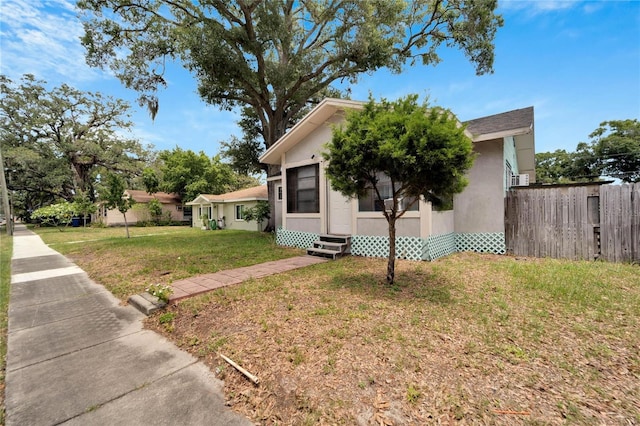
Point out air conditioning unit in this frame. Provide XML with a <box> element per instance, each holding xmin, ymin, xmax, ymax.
<box><xmin>384</xmin><ymin>197</ymin><xmax>407</xmax><ymax>212</ymax></box>
<box><xmin>511</xmin><ymin>173</ymin><xmax>530</xmax><ymax>187</ymax></box>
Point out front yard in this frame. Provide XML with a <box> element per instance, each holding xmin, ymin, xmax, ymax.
<box><xmin>35</xmin><ymin>227</ymin><xmax>640</xmax><ymax>424</ymax></box>
<box><xmin>37</xmin><ymin>226</ymin><xmax>303</xmax><ymax>300</ymax></box>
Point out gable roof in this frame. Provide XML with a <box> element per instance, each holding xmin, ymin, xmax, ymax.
<box><xmin>465</xmin><ymin>106</ymin><xmax>534</xmax><ymax>141</ymax></box>
<box><xmin>259</xmin><ymin>98</ymin><xmax>364</xmax><ymax>165</ymax></box>
<box><xmin>124</xmin><ymin>190</ymin><xmax>181</xmax><ymax>204</ymax></box>
<box><xmin>186</xmin><ymin>185</ymin><xmax>268</xmax><ymax>205</ymax></box>
<box><xmin>260</xmin><ymin>98</ymin><xmax>535</xmax><ymax>166</ymax></box>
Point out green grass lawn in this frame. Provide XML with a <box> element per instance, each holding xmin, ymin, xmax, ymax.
<box><xmin>0</xmin><ymin>231</ymin><xmax>12</xmax><ymax>425</ymax></box>
<box><xmin>29</xmin><ymin>226</ymin><xmax>640</xmax><ymax>423</ymax></box>
<box><xmin>34</xmin><ymin>226</ymin><xmax>304</xmax><ymax>300</ymax></box>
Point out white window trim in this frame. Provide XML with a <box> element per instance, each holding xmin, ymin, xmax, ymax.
<box><xmin>235</xmin><ymin>204</ymin><xmax>245</xmax><ymax>221</ymax></box>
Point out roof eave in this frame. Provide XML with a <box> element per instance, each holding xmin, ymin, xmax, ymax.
<box><xmin>218</xmin><ymin>197</ymin><xmax>268</xmax><ymax>203</ymax></box>
<box><xmin>259</xmin><ymin>98</ymin><xmax>364</xmax><ymax>165</ymax></box>
<box><xmin>472</xmin><ymin>125</ymin><xmax>532</xmax><ymax>142</ymax></box>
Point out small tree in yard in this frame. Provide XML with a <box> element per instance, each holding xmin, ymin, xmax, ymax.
<box><xmin>324</xmin><ymin>95</ymin><xmax>474</xmax><ymax>285</ymax></box>
<box><xmin>243</xmin><ymin>201</ymin><xmax>270</xmax><ymax>232</ymax></box>
<box><xmin>147</xmin><ymin>198</ymin><xmax>163</xmax><ymax>223</ymax></box>
<box><xmin>101</xmin><ymin>173</ymin><xmax>134</xmax><ymax>238</ymax></box>
<box><xmin>73</xmin><ymin>191</ymin><xmax>97</xmax><ymax>227</ymax></box>
<box><xmin>31</xmin><ymin>202</ymin><xmax>77</xmax><ymax>230</ymax></box>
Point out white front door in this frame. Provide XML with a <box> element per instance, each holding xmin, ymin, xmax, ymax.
<box><xmin>328</xmin><ymin>186</ymin><xmax>352</xmax><ymax>235</ymax></box>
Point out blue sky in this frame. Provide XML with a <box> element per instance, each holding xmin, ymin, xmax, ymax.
<box><xmin>1</xmin><ymin>0</ymin><xmax>639</xmax><ymax>159</ymax></box>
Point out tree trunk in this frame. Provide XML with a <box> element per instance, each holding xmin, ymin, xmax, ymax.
<box><xmin>0</xmin><ymin>147</ymin><xmax>13</xmax><ymax>236</ymax></box>
<box><xmin>123</xmin><ymin>212</ymin><xmax>130</xmax><ymax>238</ymax></box>
<box><xmin>387</xmin><ymin>215</ymin><xmax>396</xmax><ymax>285</ymax></box>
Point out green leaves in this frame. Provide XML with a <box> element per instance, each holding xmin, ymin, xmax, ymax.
<box><xmin>158</xmin><ymin>147</ymin><xmax>259</xmax><ymax>201</ymax></box>
<box><xmin>591</xmin><ymin>119</ymin><xmax>640</xmax><ymax>183</ymax></box>
<box><xmin>536</xmin><ymin>119</ymin><xmax>640</xmax><ymax>183</ymax></box>
<box><xmin>242</xmin><ymin>201</ymin><xmax>270</xmax><ymax>227</ymax></box>
<box><xmin>324</xmin><ymin>95</ymin><xmax>474</xmax><ymax>205</ymax></box>
<box><xmin>31</xmin><ymin>202</ymin><xmax>77</xmax><ymax>228</ymax></box>
<box><xmin>79</xmin><ymin>0</ymin><xmax>502</xmax><ymax>151</ymax></box>
<box><xmin>0</xmin><ymin>74</ymin><xmax>149</xmax><ymax>217</ymax></box>
<box><xmin>324</xmin><ymin>94</ymin><xmax>474</xmax><ymax>284</ymax></box>
<box><xmin>101</xmin><ymin>173</ymin><xmax>133</xmax><ymax>215</ymax></box>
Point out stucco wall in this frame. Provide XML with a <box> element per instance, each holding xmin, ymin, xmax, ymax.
<box><xmin>356</xmin><ymin>217</ymin><xmax>420</xmax><ymax>237</ymax></box>
<box><xmin>222</xmin><ymin>201</ymin><xmax>263</xmax><ymax>231</ymax></box>
<box><xmin>286</xmin><ymin>114</ymin><xmax>342</xmax><ymax>164</ymax></box>
<box><xmin>102</xmin><ymin>202</ymin><xmax>184</xmax><ymax>225</ymax></box>
<box><xmin>454</xmin><ymin>138</ymin><xmax>505</xmax><ymax>233</ymax></box>
<box><xmin>286</xmin><ymin>217</ymin><xmax>321</xmax><ymax>233</ymax></box>
<box><xmin>432</xmin><ymin>210</ymin><xmax>455</xmax><ymax>235</ymax></box>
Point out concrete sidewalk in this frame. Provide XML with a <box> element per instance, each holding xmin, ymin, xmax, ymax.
<box><xmin>5</xmin><ymin>225</ymin><xmax>252</xmax><ymax>425</ymax></box>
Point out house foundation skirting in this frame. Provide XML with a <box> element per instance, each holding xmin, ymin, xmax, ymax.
<box><xmin>276</xmin><ymin>228</ymin><xmax>506</xmax><ymax>261</ymax></box>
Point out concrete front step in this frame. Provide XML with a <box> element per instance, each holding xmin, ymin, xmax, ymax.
<box><xmin>312</xmin><ymin>241</ymin><xmax>346</xmax><ymax>250</ymax></box>
<box><xmin>307</xmin><ymin>234</ymin><xmax>352</xmax><ymax>259</ymax></box>
<box><xmin>306</xmin><ymin>247</ymin><xmax>343</xmax><ymax>259</ymax></box>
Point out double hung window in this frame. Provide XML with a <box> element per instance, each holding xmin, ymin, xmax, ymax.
<box><xmin>286</xmin><ymin>164</ymin><xmax>319</xmax><ymax>213</ymax></box>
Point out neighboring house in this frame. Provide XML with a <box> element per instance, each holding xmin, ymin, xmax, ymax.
<box><xmin>95</xmin><ymin>190</ymin><xmax>188</xmax><ymax>226</ymax></box>
<box><xmin>258</xmin><ymin>98</ymin><xmax>535</xmax><ymax>260</ymax></box>
<box><xmin>186</xmin><ymin>185</ymin><xmax>268</xmax><ymax>231</ymax></box>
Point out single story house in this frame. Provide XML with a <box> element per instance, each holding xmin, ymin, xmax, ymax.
<box><xmin>258</xmin><ymin>98</ymin><xmax>535</xmax><ymax>260</ymax></box>
<box><xmin>186</xmin><ymin>185</ymin><xmax>268</xmax><ymax>231</ymax></box>
<box><xmin>95</xmin><ymin>190</ymin><xmax>188</xmax><ymax>226</ymax></box>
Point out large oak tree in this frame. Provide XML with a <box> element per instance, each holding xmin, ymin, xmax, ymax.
<box><xmin>0</xmin><ymin>75</ymin><xmax>149</xmax><ymax>217</ymax></box>
<box><xmin>79</xmin><ymin>0</ymin><xmax>503</xmax><ymax>228</ymax></box>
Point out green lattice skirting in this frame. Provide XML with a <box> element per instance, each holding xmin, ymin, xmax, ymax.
<box><xmin>276</xmin><ymin>228</ymin><xmax>318</xmax><ymax>248</ymax></box>
<box><xmin>456</xmin><ymin>233</ymin><xmax>506</xmax><ymax>255</ymax></box>
<box><xmin>275</xmin><ymin>228</ymin><xmax>505</xmax><ymax>261</ymax></box>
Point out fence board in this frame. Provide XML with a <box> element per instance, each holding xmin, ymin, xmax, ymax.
<box><xmin>600</xmin><ymin>184</ymin><xmax>639</xmax><ymax>262</ymax></box>
<box><xmin>506</xmin><ymin>183</ymin><xmax>639</xmax><ymax>262</ymax></box>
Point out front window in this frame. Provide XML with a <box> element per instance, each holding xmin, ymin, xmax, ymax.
<box><xmin>358</xmin><ymin>173</ymin><xmax>418</xmax><ymax>212</ymax></box>
<box><xmin>287</xmin><ymin>164</ymin><xmax>319</xmax><ymax>213</ymax></box>
<box><xmin>235</xmin><ymin>204</ymin><xmax>245</xmax><ymax>220</ymax></box>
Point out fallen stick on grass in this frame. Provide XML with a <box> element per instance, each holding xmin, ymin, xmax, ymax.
<box><xmin>493</xmin><ymin>409</ymin><xmax>531</xmax><ymax>415</ymax></box>
<box><xmin>220</xmin><ymin>353</ymin><xmax>260</xmax><ymax>385</ymax></box>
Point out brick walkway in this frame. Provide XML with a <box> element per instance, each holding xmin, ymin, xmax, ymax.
<box><xmin>169</xmin><ymin>256</ymin><xmax>328</xmax><ymax>302</ymax></box>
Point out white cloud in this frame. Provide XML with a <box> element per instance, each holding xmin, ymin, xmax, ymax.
<box><xmin>0</xmin><ymin>0</ymin><xmax>101</xmax><ymax>83</ymax></box>
<box><xmin>499</xmin><ymin>0</ymin><xmax>581</xmax><ymax>15</ymax></box>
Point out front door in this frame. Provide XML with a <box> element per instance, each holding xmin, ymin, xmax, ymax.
<box><xmin>328</xmin><ymin>185</ymin><xmax>352</xmax><ymax>235</ymax></box>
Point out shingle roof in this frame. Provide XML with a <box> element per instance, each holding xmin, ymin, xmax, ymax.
<box><xmin>199</xmin><ymin>185</ymin><xmax>268</xmax><ymax>202</ymax></box>
<box><xmin>125</xmin><ymin>190</ymin><xmax>181</xmax><ymax>204</ymax></box>
<box><xmin>465</xmin><ymin>106</ymin><xmax>534</xmax><ymax>136</ymax></box>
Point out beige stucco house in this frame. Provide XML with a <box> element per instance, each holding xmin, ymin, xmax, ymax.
<box><xmin>186</xmin><ymin>185</ymin><xmax>268</xmax><ymax>231</ymax></box>
<box><xmin>96</xmin><ymin>190</ymin><xmax>188</xmax><ymax>226</ymax></box>
<box><xmin>259</xmin><ymin>98</ymin><xmax>535</xmax><ymax>260</ymax></box>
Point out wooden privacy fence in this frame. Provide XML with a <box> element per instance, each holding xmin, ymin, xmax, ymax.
<box><xmin>505</xmin><ymin>183</ymin><xmax>639</xmax><ymax>262</ymax></box>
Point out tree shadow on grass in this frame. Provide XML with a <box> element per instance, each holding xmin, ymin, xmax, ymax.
<box><xmin>322</xmin><ymin>260</ymin><xmax>455</xmax><ymax>305</ymax></box>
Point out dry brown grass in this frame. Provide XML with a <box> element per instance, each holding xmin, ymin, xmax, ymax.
<box><xmin>146</xmin><ymin>253</ymin><xmax>640</xmax><ymax>425</ymax></box>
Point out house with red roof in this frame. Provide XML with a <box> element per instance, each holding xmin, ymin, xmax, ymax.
<box><xmin>95</xmin><ymin>190</ymin><xmax>188</xmax><ymax>226</ymax></box>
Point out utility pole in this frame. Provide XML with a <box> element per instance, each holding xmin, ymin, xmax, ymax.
<box><xmin>0</xmin><ymin>146</ymin><xmax>12</xmax><ymax>236</ymax></box>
